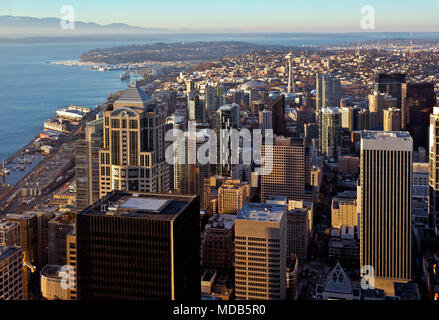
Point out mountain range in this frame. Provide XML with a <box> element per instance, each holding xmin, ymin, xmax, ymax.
<box><xmin>0</xmin><ymin>15</ymin><xmax>171</xmax><ymax>36</ymax></box>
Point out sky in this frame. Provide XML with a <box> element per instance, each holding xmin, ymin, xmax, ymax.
<box><xmin>2</xmin><ymin>0</ymin><xmax>439</xmax><ymax>32</ymax></box>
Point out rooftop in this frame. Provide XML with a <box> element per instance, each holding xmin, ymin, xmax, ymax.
<box><xmin>237</xmin><ymin>202</ymin><xmax>286</xmax><ymax>222</ymax></box>
<box><xmin>361</xmin><ymin>130</ymin><xmax>413</xmax><ymax>152</ymax></box>
<box><xmin>0</xmin><ymin>246</ymin><xmax>19</xmax><ymax>259</ymax></box>
<box><xmin>80</xmin><ymin>191</ymin><xmax>197</xmax><ymax>221</ymax></box>
<box><xmin>114</xmin><ymin>83</ymin><xmax>156</xmax><ymax>110</ymax></box>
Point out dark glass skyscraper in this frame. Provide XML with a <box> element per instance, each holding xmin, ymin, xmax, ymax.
<box><xmin>76</xmin><ymin>192</ymin><xmax>200</xmax><ymax>300</ymax></box>
<box><xmin>402</xmin><ymin>82</ymin><xmax>436</xmax><ymax>149</ymax></box>
<box><xmin>269</xmin><ymin>95</ymin><xmax>287</xmax><ymax>136</ymax></box>
<box><xmin>75</xmin><ymin>117</ymin><xmax>103</xmax><ymax>211</ymax></box>
<box><xmin>374</xmin><ymin>73</ymin><xmax>406</xmax><ymax>109</ymax></box>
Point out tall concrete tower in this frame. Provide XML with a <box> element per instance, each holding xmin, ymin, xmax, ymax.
<box><xmin>285</xmin><ymin>53</ymin><xmax>294</xmax><ymax>94</ymax></box>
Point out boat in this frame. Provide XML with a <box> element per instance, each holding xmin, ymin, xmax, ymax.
<box><xmin>0</xmin><ymin>160</ymin><xmax>10</xmax><ymax>175</ymax></box>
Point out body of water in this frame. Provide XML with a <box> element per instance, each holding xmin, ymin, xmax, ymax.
<box><xmin>0</xmin><ymin>41</ymin><xmax>146</xmax><ymax>161</ymax></box>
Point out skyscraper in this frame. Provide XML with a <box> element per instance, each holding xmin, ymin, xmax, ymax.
<box><xmin>234</xmin><ymin>203</ymin><xmax>287</xmax><ymax>300</ymax></box>
<box><xmin>318</xmin><ymin>107</ymin><xmax>342</xmax><ymax>159</ymax></box>
<box><xmin>99</xmin><ymin>82</ymin><xmax>170</xmax><ymax>198</ymax></box>
<box><xmin>359</xmin><ymin>131</ymin><xmax>413</xmax><ymax>294</ymax></box>
<box><xmin>76</xmin><ymin>117</ymin><xmax>103</xmax><ymax>211</ymax></box>
<box><xmin>176</xmin><ymin>130</ymin><xmax>210</xmax><ymax>210</ymax></box>
<box><xmin>47</xmin><ymin>214</ymin><xmax>74</xmax><ymax>266</ymax></box>
<box><xmin>402</xmin><ymin>83</ymin><xmax>436</xmax><ymax>149</ymax></box>
<box><xmin>259</xmin><ymin>109</ymin><xmax>273</xmax><ymax>135</ymax></box>
<box><xmin>286</xmin><ymin>209</ymin><xmax>308</xmax><ymax>264</ymax></box>
<box><xmin>375</xmin><ymin>73</ymin><xmax>406</xmax><ymax>109</ymax></box>
<box><xmin>216</xmin><ymin>104</ymin><xmax>240</xmax><ymax>177</ymax></box>
<box><xmin>76</xmin><ymin>191</ymin><xmax>200</xmax><ymax>300</ymax></box>
<box><xmin>316</xmin><ymin>74</ymin><xmax>341</xmax><ymax>113</ymax></box>
<box><xmin>383</xmin><ymin>108</ymin><xmax>401</xmax><ymax>132</ymax></box>
<box><xmin>368</xmin><ymin>91</ymin><xmax>386</xmax><ymax>128</ymax></box>
<box><xmin>269</xmin><ymin>95</ymin><xmax>287</xmax><ymax>136</ymax></box>
<box><xmin>261</xmin><ymin>136</ymin><xmax>309</xmax><ymax>203</ymax></box>
<box><xmin>0</xmin><ymin>246</ymin><xmax>24</xmax><ymax>300</ymax></box>
<box><xmin>202</xmin><ymin>214</ymin><xmax>236</xmax><ymax>274</ymax></box>
<box><xmin>188</xmin><ymin>94</ymin><xmax>207</xmax><ymax>126</ymax></box>
<box><xmin>0</xmin><ymin>220</ymin><xmax>20</xmax><ymax>247</ymax></box>
<box><xmin>218</xmin><ymin>179</ymin><xmax>250</xmax><ymax>214</ymax></box>
<box><xmin>6</xmin><ymin>213</ymin><xmax>38</xmax><ymax>300</ymax></box>
<box><xmin>429</xmin><ymin>107</ymin><xmax>439</xmax><ymax>235</ymax></box>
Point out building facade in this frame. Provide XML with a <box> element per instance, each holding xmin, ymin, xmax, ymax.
<box><xmin>234</xmin><ymin>203</ymin><xmax>287</xmax><ymax>300</ymax></box>
<box><xmin>99</xmin><ymin>82</ymin><xmax>170</xmax><ymax>198</ymax></box>
<box><xmin>360</xmin><ymin>131</ymin><xmax>413</xmax><ymax>291</ymax></box>
<box><xmin>76</xmin><ymin>192</ymin><xmax>200</xmax><ymax>300</ymax></box>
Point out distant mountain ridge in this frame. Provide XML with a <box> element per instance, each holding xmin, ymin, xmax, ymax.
<box><xmin>0</xmin><ymin>15</ymin><xmax>170</xmax><ymax>35</ymax></box>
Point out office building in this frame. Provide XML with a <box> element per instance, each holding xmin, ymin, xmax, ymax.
<box><xmin>99</xmin><ymin>82</ymin><xmax>170</xmax><ymax>198</ymax></box>
<box><xmin>402</xmin><ymin>83</ymin><xmax>436</xmax><ymax>149</ymax></box>
<box><xmin>368</xmin><ymin>91</ymin><xmax>386</xmax><ymax>128</ymax></box>
<box><xmin>318</xmin><ymin>107</ymin><xmax>342</xmax><ymax>159</ymax></box>
<box><xmin>331</xmin><ymin>197</ymin><xmax>358</xmax><ymax>228</ymax></box>
<box><xmin>76</xmin><ymin>117</ymin><xmax>103</xmax><ymax>211</ymax></box>
<box><xmin>286</xmin><ymin>209</ymin><xmax>309</xmax><ymax>264</ymax></box>
<box><xmin>40</xmin><ymin>265</ymin><xmax>70</xmax><ymax>300</ymax></box>
<box><xmin>429</xmin><ymin>107</ymin><xmax>439</xmax><ymax>235</ymax></box>
<box><xmin>76</xmin><ymin>192</ymin><xmax>200</xmax><ymax>300</ymax></box>
<box><xmin>0</xmin><ymin>246</ymin><xmax>24</xmax><ymax>300</ymax></box>
<box><xmin>188</xmin><ymin>94</ymin><xmax>207</xmax><ymax>125</ymax></box>
<box><xmin>66</xmin><ymin>231</ymin><xmax>77</xmax><ymax>300</ymax></box>
<box><xmin>218</xmin><ymin>179</ymin><xmax>250</xmax><ymax>215</ymax></box>
<box><xmin>341</xmin><ymin>106</ymin><xmax>360</xmax><ymax>131</ymax></box>
<box><xmin>216</xmin><ymin>104</ymin><xmax>240</xmax><ymax>177</ymax></box>
<box><xmin>360</xmin><ymin>131</ymin><xmax>413</xmax><ymax>294</ymax></box>
<box><xmin>259</xmin><ymin>109</ymin><xmax>273</xmax><ymax>135</ymax></box>
<box><xmin>261</xmin><ymin>136</ymin><xmax>308</xmax><ymax>203</ymax></box>
<box><xmin>7</xmin><ymin>213</ymin><xmax>38</xmax><ymax>300</ymax></box>
<box><xmin>47</xmin><ymin>214</ymin><xmax>74</xmax><ymax>266</ymax></box>
<box><xmin>202</xmin><ymin>214</ymin><xmax>236</xmax><ymax>274</ymax></box>
<box><xmin>176</xmin><ymin>130</ymin><xmax>210</xmax><ymax>210</ymax></box>
<box><xmin>383</xmin><ymin>108</ymin><xmax>401</xmax><ymax>132</ymax></box>
<box><xmin>234</xmin><ymin>203</ymin><xmax>287</xmax><ymax>300</ymax></box>
<box><xmin>0</xmin><ymin>220</ymin><xmax>20</xmax><ymax>247</ymax></box>
<box><xmin>316</xmin><ymin>74</ymin><xmax>341</xmax><ymax>113</ymax></box>
<box><xmin>374</xmin><ymin>73</ymin><xmax>406</xmax><ymax>109</ymax></box>
<box><xmin>269</xmin><ymin>95</ymin><xmax>287</xmax><ymax>136</ymax></box>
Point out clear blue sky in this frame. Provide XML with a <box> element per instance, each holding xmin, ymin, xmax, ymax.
<box><xmin>3</xmin><ymin>0</ymin><xmax>439</xmax><ymax>32</ymax></box>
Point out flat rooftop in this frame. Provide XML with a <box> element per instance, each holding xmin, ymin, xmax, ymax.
<box><xmin>80</xmin><ymin>192</ymin><xmax>197</xmax><ymax>221</ymax></box>
<box><xmin>237</xmin><ymin>203</ymin><xmax>286</xmax><ymax>222</ymax></box>
<box><xmin>361</xmin><ymin>130</ymin><xmax>413</xmax><ymax>152</ymax></box>
<box><xmin>0</xmin><ymin>246</ymin><xmax>19</xmax><ymax>259</ymax></box>
<box><xmin>361</xmin><ymin>130</ymin><xmax>412</xmax><ymax>141</ymax></box>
